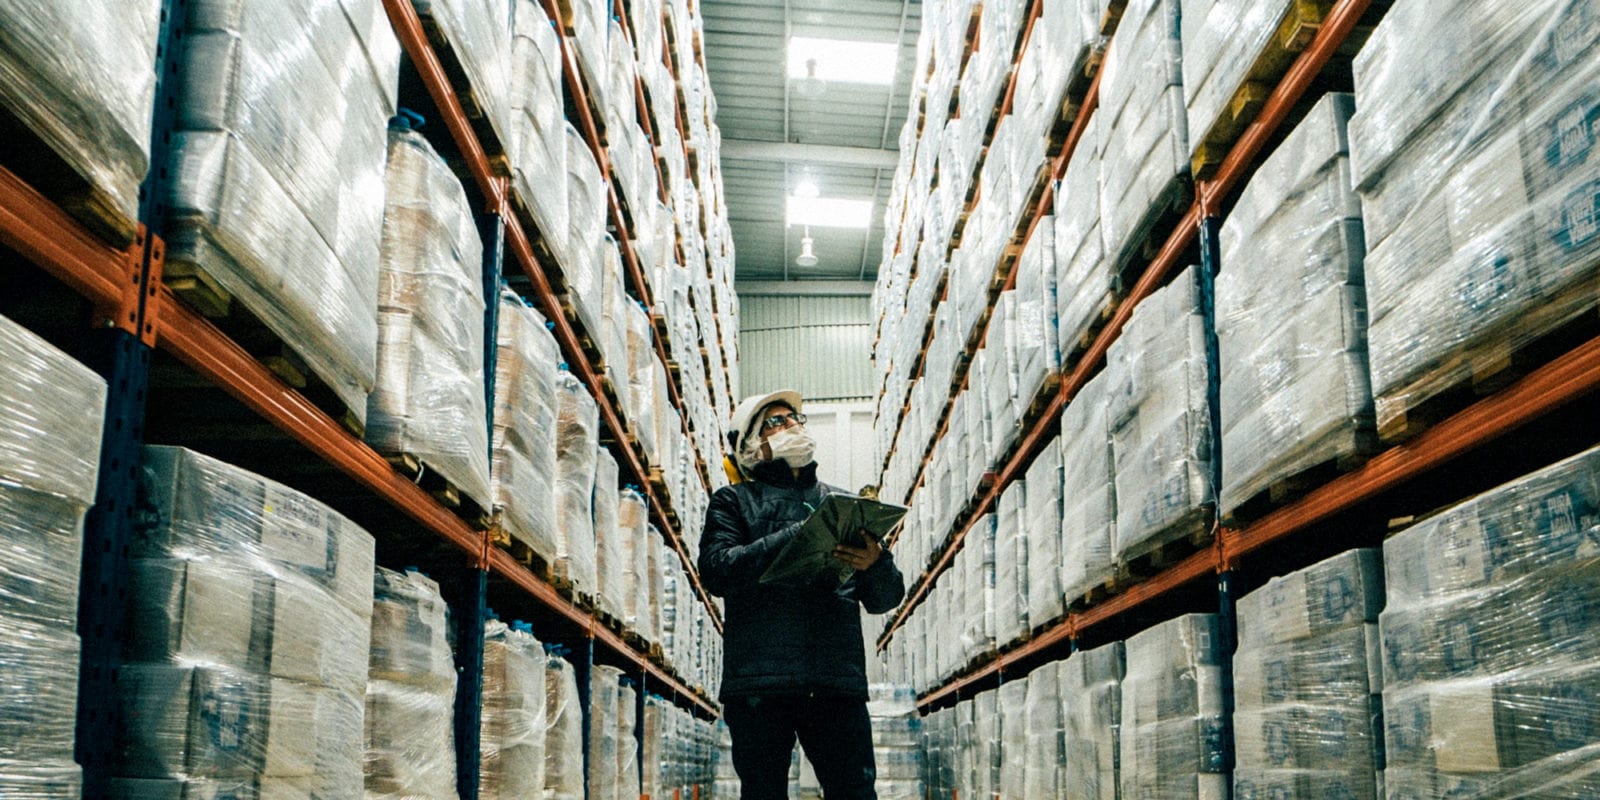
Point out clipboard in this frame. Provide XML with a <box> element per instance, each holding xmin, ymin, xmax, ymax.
<box><xmin>759</xmin><ymin>493</ymin><xmax>909</xmax><ymax>585</ymax></box>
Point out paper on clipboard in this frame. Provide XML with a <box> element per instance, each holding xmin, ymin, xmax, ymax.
<box><xmin>759</xmin><ymin>493</ymin><xmax>909</xmax><ymax>585</ymax></box>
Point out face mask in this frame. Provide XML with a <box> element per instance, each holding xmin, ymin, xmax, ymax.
<box><xmin>764</xmin><ymin>427</ymin><xmax>817</xmax><ymax>469</ymax></box>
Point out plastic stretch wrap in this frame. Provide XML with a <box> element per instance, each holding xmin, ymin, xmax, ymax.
<box><xmin>0</xmin><ymin>0</ymin><xmax>158</xmax><ymax>225</ymax></box>
<box><xmin>1381</xmin><ymin>443</ymin><xmax>1600</xmax><ymax>797</ymax></box>
<box><xmin>1350</xmin><ymin>0</ymin><xmax>1600</xmax><ymax>431</ymax></box>
<box><xmin>1060</xmin><ymin>370</ymin><xmax>1118</xmax><ymax>603</ymax></box>
<box><xmin>1063</xmin><ymin>642</ymin><xmax>1125</xmax><ymax>800</ymax></box>
<box><xmin>1181</xmin><ymin>0</ymin><xmax>1308</xmax><ymax>162</ymax></box>
<box><xmin>995</xmin><ymin>481</ymin><xmax>1030</xmax><ymax>646</ymax></box>
<box><xmin>1025</xmin><ymin>437</ymin><xmax>1066</xmax><ymax>626</ymax></box>
<box><xmin>560</xmin><ymin>124</ymin><xmax>608</xmax><ymax>339</ymax></box>
<box><xmin>1233</xmin><ymin>549</ymin><xmax>1384</xmax><ymax>800</ymax></box>
<box><xmin>411</xmin><ymin>0</ymin><xmax>513</xmax><ymax>153</ymax></box>
<box><xmin>1054</xmin><ymin>112</ymin><xmax>1112</xmax><ymax>361</ymax></box>
<box><xmin>587</xmin><ymin>665</ymin><xmax>622</xmax><ymax>800</ymax></box>
<box><xmin>554</xmin><ymin>369</ymin><xmax>599</xmax><ymax>592</ymax></box>
<box><xmin>1218</xmin><ymin>93</ymin><xmax>1372</xmax><ymax>517</ymax></box>
<box><xmin>625</xmin><ymin>302</ymin><xmax>659</xmax><ymax>464</ymax></box>
<box><xmin>617</xmin><ymin>682</ymin><xmax>641</xmax><ymax>800</ymax></box>
<box><xmin>1098</xmin><ymin>0</ymin><xmax>1188</xmax><ymax>268</ymax></box>
<box><xmin>617</xmin><ymin>489</ymin><xmax>650</xmax><ymax>637</ymax></box>
<box><xmin>998</xmin><ymin>678</ymin><xmax>1029</xmax><ymax>796</ymax></box>
<box><xmin>511</xmin><ymin>0</ymin><xmax>569</xmax><ymax>259</ymax></box>
<box><xmin>543</xmin><ymin>655</ymin><xmax>584</xmax><ymax>800</ymax></box>
<box><xmin>953</xmin><ymin>513</ymin><xmax>996</xmax><ymax>668</ymax></box>
<box><xmin>370</xmin><ymin>128</ymin><xmax>491</xmax><ymax>509</ymax></box>
<box><xmin>1121</xmin><ymin>614</ymin><xmax>1229</xmax><ymax>800</ymax></box>
<box><xmin>366</xmin><ymin>568</ymin><xmax>458</xmax><ymax>800</ymax></box>
<box><xmin>869</xmin><ymin>685</ymin><xmax>924</xmax><ymax>799</ymax></box>
<box><xmin>1024</xmin><ymin>666</ymin><xmax>1065</xmax><ymax>798</ymax></box>
<box><xmin>1015</xmin><ymin>220</ymin><xmax>1060</xmax><ymax>405</ymax></box>
<box><xmin>493</xmin><ymin>293</ymin><xmax>562</xmax><ymax>558</ymax></box>
<box><xmin>119</xmin><ymin>447</ymin><xmax>375</xmax><ymax>797</ymax></box>
<box><xmin>975</xmin><ymin>689</ymin><xmax>1002</xmax><ymax>798</ymax></box>
<box><xmin>599</xmin><ymin>246</ymin><xmax>634</xmax><ymax>425</ymax></box>
<box><xmin>563</xmin><ymin>0</ymin><xmax>608</xmax><ymax>109</ymax></box>
<box><xmin>982</xmin><ymin>293</ymin><xmax>1022</xmax><ymax>466</ymax></box>
<box><xmin>1105</xmin><ymin>267</ymin><xmax>1214</xmax><ymax>560</ymax></box>
<box><xmin>592</xmin><ymin>449</ymin><xmax>623</xmax><ymax>620</ymax></box>
<box><xmin>165</xmin><ymin>0</ymin><xmax>398</xmax><ymax>422</ymax></box>
<box><xmin>480</xmin><ymin>621</ymin><xmax>546</xmax><ymax>800</ymax></box>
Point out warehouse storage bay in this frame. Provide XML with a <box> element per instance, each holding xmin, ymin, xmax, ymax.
<box><xmin>2</xmin><ymin>0</ymin><xmax>1599</xmax><ymax>798</ymax></box>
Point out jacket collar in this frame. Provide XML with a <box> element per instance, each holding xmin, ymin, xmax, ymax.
<box><xmin>749</xmin><ymin>459</ymin><xmax>820</xmax><ymax>488</ymax></box>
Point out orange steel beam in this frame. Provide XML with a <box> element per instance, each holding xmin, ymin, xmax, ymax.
<box><xmin>0</xmin><ymin>163</ymin><xmax>142</xmax><ymax>328</ymax></box>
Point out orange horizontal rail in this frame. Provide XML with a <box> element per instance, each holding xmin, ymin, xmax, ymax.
<box><xmin>0</xmin><ymin>163</ymin><xmax>142</xmax><ymax>329</ymax></box>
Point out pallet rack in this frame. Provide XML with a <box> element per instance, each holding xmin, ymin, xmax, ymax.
<box><xmin>0</xmin><ymin>0</ymin><xmax>738</xmax><ymax>796</ymax></box>
<box><xmin>870</xmin><ymin>0</ymin><xmax>1600</xmax><ymax>715</ymax></box>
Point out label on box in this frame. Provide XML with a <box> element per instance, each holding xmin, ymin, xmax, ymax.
<box><xmin>260</xmin><ymin>486</ymin><xmax>331</xmax><ymax>574</ymax></box>
<box><xmin>1430</xmin><ymin>683</ymin><xmax>1502</xmax><ymax>773</ymax></box>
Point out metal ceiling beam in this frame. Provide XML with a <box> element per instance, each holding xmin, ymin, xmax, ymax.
<box><xmin>721</xmin><ymin>139</ymin><xmax>901</xmax><ymax>169</ymax></box>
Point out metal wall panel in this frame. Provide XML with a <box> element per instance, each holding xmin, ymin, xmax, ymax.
<box><xmin>737</xmin><ymin>294</ymin><xmax>874</xmax><ymax>401</ymax></box>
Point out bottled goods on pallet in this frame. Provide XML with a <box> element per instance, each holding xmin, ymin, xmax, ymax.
<box><xmin>1382</xmin><ymin>443</ymin><xmax>1600</xmax><ymax>797</ymax></box>
<box><xmin>543</xmin><ymin>653</ymin><xmax>585</xmax><ymax>800</ymax></box>
<box><xmin>587</xmin><ymin>665</ymin><xmax>630</xmax><ymax>800</ymax></box>
<box><xmin>161</xmin><ymin>0</ymin><xmax>399</xmax><ymax>422</ymax></box>
<box><xmin>114</xmin><ymin>446</ymin><xmax>376</xmax><ymax>799</ymax></box>
<box><xmin>1063</xmin><ymin>642</ymin><xmax>1125</xmax><ymax>800</ymax></box>
<box><xmin>1350</xmin><ymin>0</ymin><xmax>1600</xmax><ymax>436</ymax></box>
<box><xmin>369</xmin><ymin>127</ymin><xmax>492</xmax><ymax>509</ymax></box>
<box><xmin>0</xmin><ymin>0</ymin><xmax>159</xmax><ymax>231</ymax></box>
<box><xmin>618</xmin><ymin>490</ymin><xmax>662</xmax><ymax>643</ymax></box>
<box><xmin>1217</xmin><ymin>92</ymin><xmax>1374</xmax><ymax>518</ymax></box>
<box><xmin>711</xmin><ymin>720</ymin><xmax>739</xmax><ymax>798</ymax></box>
<box><xmin>643</xmin><ymin>695</ymin><xmax>719</xmax><ymax>799</ymax></box>
<box><xmin>593</xmin><ymin>449</ymin><xmax>623</xmax><ymax>621</ymax></box>
<box><xmin>481</xmin><ymin>620</ymin><xmax>546</xmax><ymax>800</ymax></box>
<box><xmin>1105</xmin><ymin>266</ymin><xmax>1215</xmax><ymax>560</ymax></box>
<box><xmin>492</xmin><ymin>291</ymin><xmax>562</xmax><ymax>558</ymax></box>
<box><xmin>366</xmin><ymin>568</ymin><xmax>458</xmax><ymax>800</ymax></box>
<box><xmin>1234</xmin><ymin>549</ymin><xmax>1384</xmax><ymax>800</ymax></box>
<box><xmin>1060</xmin><ymin>371</ymin><xmax>1117</xmax><ymax>605</ymax></box>
<box><xmin>0</xmin><ymin>314</ymin><xmax>108</xmax><ymax>799</ymax></box>
<box><xmin>870</xmin><ymin>684</ymin><xmax>925</xmax><ymax>800</ymax></box>
<box><xmin>1120</xmin><ymin>613</ymin><xmax>1229</xmax><ymax>800</ymax></box>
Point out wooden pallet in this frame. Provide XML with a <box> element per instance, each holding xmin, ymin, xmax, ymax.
<box><xmin>1066</xmin><ymin>571</ymin><xmax>1126</xmax><ymax>613</ymax></box>
<box><xmin>1220</xmin><ymin>428</ymin><xmax>1378</xmax><ymax>527</ymax></box>
<box><xmin>490</xmin><ymin>524</ymin><xmax>562</xmax><ymax>583</ymax></box>
<box><xmin>1116</xmin><ymin>510</ymin><xmax>1215</xmax><ymax>581</ymax></box>
<box><xmin>385</xmin><ymin>452</ymin><xmax>494</xmax><ymax>529</ymax></box>
<box><xmin>413</xmin><ymin>6</ymin><xmax>513</xmax><ymax>177</ymax></box>
<box><xmin>1108</xmin><ymin>176</ymin><xmax>1195</xmax><ymax>281</ymax></box>
<box><xmin>508</xmin><ymin>190</ymin><xmax>567</xmax><ymax>287</ymax></box>
<box><xmin>0</xmin><ymin>101</ymin><xmax>139</xmax><ymax>246</ymax></box>
<box><xmin>556</xmin><ymin>294</ymin><xmax>606</xmax><ymax>368</ymax></box>
<box><xmin>164</xmin><ymin>258</ymin><xmax>367</xmax><ymax>438</ymax></box>
<box><xmin>1376</xmin><ymin>267</ymin><xmax>1600</xmax><ymax>444</ymax></box>
<box><xmin>1060</xmin><ymin>288</ymin><xmax>1121</xmax><ymax>371</ymax></box>
<box><xmin>1020</xmin><ymin>372</ymin><xmax>1065</xmax><ymax>429</ymax></box>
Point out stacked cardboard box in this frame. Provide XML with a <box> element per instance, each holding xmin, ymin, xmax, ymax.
<box><xmin>1063</xmin><ymin>642</ymin><xmax>1125</xmax><ymax>800</ymax></box>
<box><xmin>492</xmin><ymin>292</ymin><xmax>562</xmax><ymax>559</ymax></box>
<box><xmin>366</xmin><ymin>568</ymin><xmax>457</xmax><ymax>799</ymax></box>
<box><xmin>1120</xmin><ymin>614</ymin><xmax>1229</xmax><ymax>799</ymax></box>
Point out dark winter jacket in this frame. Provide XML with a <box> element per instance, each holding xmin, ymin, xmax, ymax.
<box><xmin>698</xmin><ymin>460</ymin><xmax>906</xmax><ymax>700</ymax></box>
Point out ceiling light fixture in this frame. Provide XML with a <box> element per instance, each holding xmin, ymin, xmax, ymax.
<box><xmin>796</xmin><ymin>227</ymin><xmax>819</xmax><ymax>267</ymax></box>
<box><xmin>787</xmin><ymin>195</ymin><xmax>874</xmax><ymax>229</ymax></box>
<box><xmin>794</xmin><ymin>175</ymin><xmax>820</xmax><ymax>199</ymax></box>
<box><xmin>788</xmin><ymin>36</ymin><xmax>899</xmax><ymax>86</ymax></box>
<box><xmin>795</xmin><ymin>58</ymin><xmax>826</xmax><ymax>98</ymax></box>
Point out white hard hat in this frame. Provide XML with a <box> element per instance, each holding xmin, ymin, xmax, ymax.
<box><xmin>727</xmin><ymin>389</ymin><xmax>804</xmax><ymax>455</ymax></box>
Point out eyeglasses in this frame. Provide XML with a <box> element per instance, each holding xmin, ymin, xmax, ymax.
<box><xmin>760</xmin><ymin>412</ymin><xmax>807</xmax><ymax>431</ymax></box>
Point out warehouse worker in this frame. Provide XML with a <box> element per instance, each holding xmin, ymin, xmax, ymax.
<box><xmin>699</xmin><ymin>389</ymin><xmax>906</xmax><ymax>800</ymax></box>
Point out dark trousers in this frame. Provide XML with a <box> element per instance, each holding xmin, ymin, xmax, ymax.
<box><xmin>722</xmin><ymin>694</ymin><xmax>878</xmax><ymax>800</ymax></box>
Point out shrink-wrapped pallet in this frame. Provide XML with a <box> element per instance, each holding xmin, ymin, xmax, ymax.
<box><xmin>1099</xmin><ymin>0</ymin><xmax>1188</xmax><ymax>270</ymax></box>
<box><xmin>998</xmin><ymin>678</ymin><xmax>1030</xmax><ymax>797</ymax></box>
<box><xmin>366</xmin><ymin>568</ymin><xmax>458</xmax><ymax>800</ymax></box>
<box><xmin>410</xmin><ymin>0</ymin><xmax>513</xmax><ymax>153</ymax></box>
<box><xmin>481</xmin><ymin>620</ymin><xmax>546</xmax><ymax>800</ymax></box>
<box><xmin>994</xmin><ymin>482</ymin><xmax>1030</xmax><ymax>646</ymax></box>
<box><xmin>1015</xmin><ymin>219</ymin><xmax>1060</xmax><ymax>405</ymax></box>
<box><xmin>870</xmin><ymin>684</ymin><xmax>924</xmax><ymax>800</ymax></box>
<box><xmin>559</xmin><ymin>124</ymin><xmax>607</xmax><ymax>338</ymax></box>
<box><xmin>510</xmin><ymin>0</ymin><xmax>569</xmax><ymax>258</ymax></box>
<box><xmin>617</xmin><ymin>681</ymin><xmax>641</xmax><ymax>800</ymax></box>
<box><xmin>0</xmin><ymin>0</ymin><xmax>158</xmax><ymax>233</ymax></box>
<box><xmin>1061</xmin><ymin>370</ymin><xmax>1118</xmax><ymax>603</ymax></box>
<box><xmin>554</xmin><ymin>370</ymin><xmax>599</xmax><ymax>592</ymax></box>
<box><xmin>1055</xmin><ymin>112</ymin><xmax>1112</xmax><ymax>361</ymax></box>
<box><xmin>544</xmin><ymin>655</ymin><xmax>585</xmax><ymax>800</ymax></box>
<box><xmin>618</xmin><ymin>489</ymin><xmax>650</xmax><ymax>638</ymax></box>
<box><xmin>974</xmin><ymin>689</ymin><xmax>1002</xmax><ymax>799</ymax></box>
<box><xmin>1218</xmin><ymin>93</ymin><xmax>1372</xmax><ymax>518</ymax></box>
<box><xmin>1351</xmin><ymin>0</ymin><xmax>1600</xmax><ymax>440</ymax></box>
<box><xmin>982</xmin><ymin>292</ymin><xmax>1022</xmax><ymax>466</ymax></box>
<box><xmin>1026</xmin><ymin>437</ymin><xmax>1066</xmax><ymax>626</ymax></box>
<box><xmin>493</xmin><ymin>292</ymin><xmax>561</xmax><ymax>558</ymax></box>
<box><xmin>1233</xmin><ymin>549</ymin><xmax>1384</xmax><ymax>800</ymax></box>
<box><xmin>1105</xmin><ymin>267</ymin><xmax>1214</xmax><ymax>561</ymax></box>
<box><xmin>587</xmin><ymin>666</ymin><xmax>623</xmax><ymax>800</ymax></box>
<box><xmin>370</xmin><ymin>128</ymin><xmax>491</xmax><ymax>509</ymax></box>
<box><xmin>1181</xmin><ymin>0</ymin><xmax>1319</xmax><ymax>169</ymax></box>
<box><xmin>1381</xmin><ymin>443</ymin><xmax>1600</xmax><ymax>797</ymax></box>
<box><xmin>1121</xmin><ymin>614</ymin><xmax>1229</xmax><ymax>800</ymax></box>
<box><xmin>592</xmin><ymin>449</ymin><xmax>623</xmax><ymax>621</ymax></box>
<box><xmin>1062</xmin><ymin>641</ymin><xmax>1125</xmax><ymax>800</ymax></box>
<box><xmin>1023</xmin><ymin>666</ymin><xmax>1065</xmax><ymax>798</ymax></box>
<box><xmin>163</xmin><ymin>0</ymin><xmax>398</xmax><ymax>423</ymax></box>
<box><xmin>599</xmin><ymin>244</ymin><xmax>634</xmax><ymax>425</ymax></box>
<box><xmin>626</xmin><ymin>301</ymin><xmax>659</xmax><ymax>465</ymax></box>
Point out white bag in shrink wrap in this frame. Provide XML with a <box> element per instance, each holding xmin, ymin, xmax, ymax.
<box><xmin>1061</xmin><ymin>370</ymin><xmax>1118</xmax><ymax>604</ymax></box>
<box><xmin>1381</xmin><ymin>444</ymin><xmax>1600</xmax><ymax>796</ymax></box>
<box><xmin>481</xmin><ymin>620</ymin><xmax>546</xmax><ymax>800</ymax></box>
<box><xmin>554</xmin><ymin>370</ymin><xmax>599</xmax><ymax>592</ymax></box>
<box><xmin>1105</xmin><ymin>267</ymin><xmax>1214</xmax><ymax>562</ymax></box>
<box><xmin>1217</xmin><ymin>93</ymin><xmax>1371</xmax><ymax>519</ymax></box>
<box><xmin>587</xmin><ymin>665</ymin><xmax>623</xmax><ymax>800</ymax></box>
<box><xmin>1055</xmin><ymin>112</ymin><xmax>1112</xmax><ymax>357</ymax></box>
<box><xmin>1026</xmin><ymin>437</ymin><xmax>1066</xmax><ymax>626</ymax></box>
<box><xmin>510</xmin><ymin>0</ymin><xmax>569</xmax><ymax>261</ymax></box>
<box><xmin>994</xmin><ymin>480</ymin><xmax>1030</xmax><ymax>646</ymax></box>
<box><xmin>983</xmin><ymin>292</ymin><xmax>1022</xmax><ymax>466</ymax></box>
<box><xmin>165</xmin><ymin>0</ymin><xmax>398</xmax><ymax>424</ymax></box>
<box><xmin>617</xmin><ymin>681</ymin><xmax>641</xmax><ymax>800</ymax></box>
<box><xmin>1120</xmin><ymin>614</ymin><xmax>1229</xmax><ymax>800</ymax></box>
<box><xmin>1015</xmin><ymin>219</ymin><xmax>1060</xmax><ymax>405</ymax></box>
<box><xmin>493</xmin><ymin>293</ymin><xmax>562</xmax><ymax>559</ymax></box>
<box><xmin>1098</xmin><ymin>0</ymin><xmax>1188</xmax><ymax>271</ymax></box>
<box><xmin>997</xmin><ymin>677</ymin><xmax>1029</xmax><ymax>799</ymax></box>
<box><xmin>1233</xmin><ymin>549</ymin><xmax>1383</xmax><ymax>800</ymax></box>
<box><xmin>369</xmin><ymin>128</ymin><xmax>491</xmax><ymax>509</ymax></box>
<box><xmin>0</xmin><ymin>0</ymin><xmax>158</xmax><ymax>230</ymax></box>
<box><xmin>1023</xmin><ymin>666</ymin><xmax>1065</xmax><ymax>799</ymax></box>
<box><xmin>1351</xmin><ymin>1</ymin><xmax>1600</xmax><ymax>440</ymax></box>
<box><xmin>366</xmin><ymin>568</ymin><xmax>457</xmax><ymax>800</ymax></box>
<box><xmin>1062</xmin><ymin>641</ymin><xmax>1125</xmax><ymax>800</ymax></box>
<box><xmin>541</xmin><ymin>653</ymin><xmax>585</xmax><ymax>800</ymax></box>
<box><xmin>592</xmin><ymin>449</ymin><xmax>623</xmax><ymax>620</ymax></box>
<box><xmin>560</xmin><ymin>0</ymin><xmax>608</xmax><ymax>110</ymax></box>
<box><xmin>410</xmin><ymin>0</ymin><xmax>514</xmax><ymax>153</ymax></box>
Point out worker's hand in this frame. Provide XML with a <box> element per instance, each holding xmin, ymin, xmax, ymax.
<box><xmin>833</xmin><ymin>531</ymin><xmax>883</xmax><ymax>571</ymax></box>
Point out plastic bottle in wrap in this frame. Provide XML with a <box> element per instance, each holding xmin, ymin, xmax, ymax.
<box><xmin>1063</xmin><ymin>641</ymin><xmax>1126</xmax><ymax>800</ymax></box>
<box><xmin>0</xmin><ymin>313</ymin><xmax>108</xmax><ymax>798</ymax></box>
<box><xmin>543</xmin><ymin>653</ymin><xmax>585</xmax><ymax>800</ymax></box>
<box><xmin>588</xmin><ymin>665</ymin><xmax>623</xmax><ymax>800</ymax></box>
<box><xmin>592</xmin><ymin>449</ymin><xmax>623</xmax><ymax>620</ymax></box>
<box><xmin>869</xmin><ymin>684</ymin><xmax>925</xmax><ymax>800</ymax></box>
<box><xmin>1351</xmin><ymin>0</ymin><xmax>1600</xmax><ymax>438</ymax></box>
<box><xmin>554</xmin><ymin>368</ymin><xmax>599</xmax><ymax>593</ymax></box>
<box><xmin>369</xmin><ymin>127</ymin><xmax>492</xmax><ymax>510</ymax></box>
<box><xmin>1105</xmin><ymin>266</ymin><xmax>1215</xmax><ymax>562</ymax></box>
<box><xmin>1381</xmin><ymin>443</ymin><xmax>1600</xmax><ymax>798</ymax></box>
<box><xmin>1234</xmin><ymin>549</ymin><xmax>1384</xmax><ymax>800</ymax></box>
<box><xmin>366</xmin><ymin>567</ymin><xmax>459</xmax><ymax>800</ymax></box>
<box><xmin>479</xmin><ymin>620</ymin><xmax>546</xmax><ymax>800</ymax></box>
<box><xmin>0</xmin><ymin>0</ymin><xmax>159</xmax><ymax>232</ymax></box>
<box><xmin>118</xmin><ymin>446</ymin><xmax>376</xmax><ymax>799</ymax></box>
<box><xmin>493</xmin><ymin>291</ymin><xmax>562</xmax><ymax>559</ymax></box>
<box><xmin>1120</xmin><ymin>614</ymin><xmax>1229</xmax><ymax>800</ymax></box>
<box><xmin>1217</xmin><ymin>92</ymin><xmax>1373</xmax><ymax>518</ymax></box>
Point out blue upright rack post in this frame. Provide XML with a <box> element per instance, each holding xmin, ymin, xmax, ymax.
<box><xmin>449</xmin><ymin>567</ymin><xmax>489</xmax><ymax>800</ymax></box>
<box><xmin>1199</xmin><ymin>212</ymin><xmax>1237</xmax><ymax>777</ymax></box>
